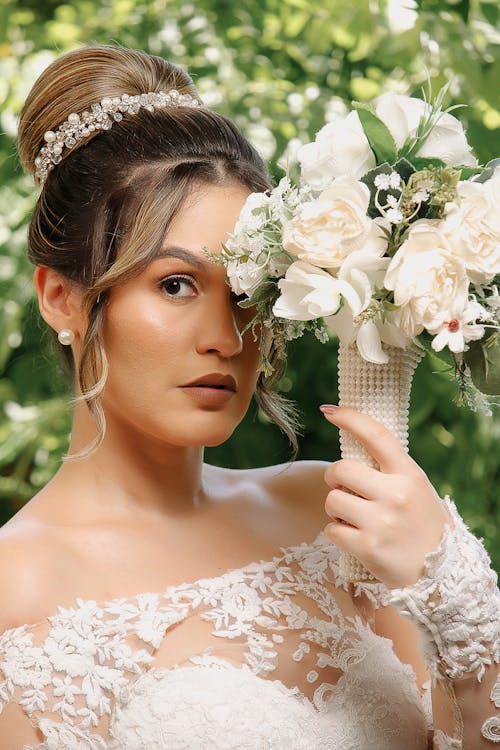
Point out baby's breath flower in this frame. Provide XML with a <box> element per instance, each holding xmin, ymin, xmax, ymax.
<box><xmin>386</xmin><ymin>207</ymin><xmax>404</xmax><ymax>224</ymax></box>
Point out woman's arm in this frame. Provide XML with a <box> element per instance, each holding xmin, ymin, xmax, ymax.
<box><xmin>319</xmin><ymin>405</ymin><xmax>499</xmax><ymax>748</ymax></box>
<box><xmin>375</xmin><ymin>602</ymin><xmax>500</xmax><ymax>747</ymax></box>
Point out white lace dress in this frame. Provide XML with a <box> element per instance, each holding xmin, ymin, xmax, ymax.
<box><xmin>0</xmin><ymin>532</ymin><xmax>431</xmax><ymax>749</ymax></box>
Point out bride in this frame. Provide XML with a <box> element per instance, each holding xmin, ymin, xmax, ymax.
<box><xmin>0</xmin><ymin>44</ymin><xmax>497</xmax><ymax>749</ymax></box>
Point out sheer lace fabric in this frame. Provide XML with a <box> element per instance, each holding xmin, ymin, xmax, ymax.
<box><xmin>347</xmin><ymin>496</ymin><xmax>500</xmax><ymax>745</ymax></box>
<box><xmin>387</xmin><ymin>497</ymin><xmax>500</xmax><ymax>744</ymax></box>
<box><xmin>0</xmin><ymin>532</ymin><xmax>429</xmax><ymax>749</ymax></box>
<box><xmin>387</xmin><ymin>497</ymin><xmax>500</xmax><ymax>683</ymax></box>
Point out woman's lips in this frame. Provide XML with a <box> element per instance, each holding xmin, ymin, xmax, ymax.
<box><xmin>180</xmin><ymin>373</ymin><xmax>237</xmax><ymax>406</ymax></box>
<box><xmin>180</xmin><ymin>384</ymin><xmax>236</xmax><ymax>406</ymax></box>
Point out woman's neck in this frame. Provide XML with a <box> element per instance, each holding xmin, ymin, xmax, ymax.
<box><xmin>52</xmin><ymin>402</ymin><xmax>207</xmax><ymax>524</ymax></box>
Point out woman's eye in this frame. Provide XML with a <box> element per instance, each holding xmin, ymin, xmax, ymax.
<box><xmin>160</xmin><ymin>276</ymin><xmax>197</xmax><ymax>298</ymax></box>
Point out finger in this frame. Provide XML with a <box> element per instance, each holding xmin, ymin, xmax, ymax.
<box><xmin>324</xmin><ymin>459</ymin><xmax>391</xmax><ymax>502</ymax></box>
<box><xmin>323</xmin><ymin>519</ymin><xmax>370</xmax><ymax>565</ymax></box>
<box><xmin>320</xmin><ymin>405</ymin><xmax>419</xmax><ymax>474</ymax></box>
<box><xmin>325</xmin><ymin>487</ymin><xmax>374</xmax><ymax>529</ymax></box>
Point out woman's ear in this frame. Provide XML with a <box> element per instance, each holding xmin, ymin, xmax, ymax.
<box><xmin>33</xmin><ymin>266</ymin><xmax>85</xmax><ymax>343</ymax></box>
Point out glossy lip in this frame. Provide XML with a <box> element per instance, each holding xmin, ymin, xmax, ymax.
<box><xmin>181</xmin><ymin>373</ymin><xmax>237</xmax><ymax>392</ymax></box>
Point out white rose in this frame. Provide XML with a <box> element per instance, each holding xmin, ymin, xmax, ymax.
<box><xmin>282</xmin><ymin>177</ymin><xmax>388</xmax><ymax>269</ymax></box>
<box><xmin>226</xmin><ymin>257</ymin><xmax>267</xmax><ymax>297</ymax></box>
<box><xmin>272</xmin><ymin>261</ymin><xmax>356</xmax><ymax>320</ymax></box>
<box><xmin>384</xmin><ymin>220</ymin><xmax>470</xmax><ymax>338</ymax></box>
<box><xmin>374</xmin><ymin>92</ymin><xmax>477</xmax><ymax>167</ymax></box>
<box><xmin>442</xmin><ymin>168</ymin><xmax>500</xmax><ymax>284</ymax></box>
<box><xmin>297</xmin><ymin>111</ymin><xmax>376</xmax><ymax>189</ymax></box>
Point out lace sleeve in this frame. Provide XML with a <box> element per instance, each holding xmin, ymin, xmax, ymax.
<box><xmin>385</xmin><ymin>496</ymin><xmax>500</xmax><ymax>746</ymax></box>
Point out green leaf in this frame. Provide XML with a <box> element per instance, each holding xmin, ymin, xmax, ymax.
<box><xmin>416</xmin><ymin>331</ymin><xmax>455</xmax><ymax>369</ymax></box>
<box><xmin>464</xmin><ymin>334</ymin><xmax>500</xmax><ymax>395</ymax></box>
<box><xmin>473</xmin><ymin>158</ymin><xmax>500</xmax><ymax>184</ymax></box>
<box><xmin>353</xmin><ymin>104</ymin><xmax>398</xmax><ymax>165</ymax></box>
<box><xmin>392</xmin><ymin>158</ymin><xmax>416</xmax><ymax>182</ymax></box>
<box><xmin>238</xmin><ymin>281</ymin><xmax>277</xmax><ymax>308</ymax></box>
<box><xmin>360</xmin><ymin>162</ymin><xmax>392</xmax><ymax>219</ymax></box>
<box><xmin>459</xmin><ymin>166</ymin><xmax>485</xmax><ymax>180</ymax></box>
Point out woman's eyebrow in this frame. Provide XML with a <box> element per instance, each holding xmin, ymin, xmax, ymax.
<box><xmin>155</xmin><ymin>245</ymin><xmax>209</xmax><ymax>271</ymax></box>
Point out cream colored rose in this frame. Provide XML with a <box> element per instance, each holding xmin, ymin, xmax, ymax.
<box><xmin>282</xmin><ymin>177</ymin><xmax>387</xmax><ymax>269</ymax></box>
<box><xmin>443</xmin><ymin>168</ymin><xmax>500</xmax><ymax>284</ymax></box>
<box><xmin>297</xmin><ymin>111</ymin><xmax>376</xmax><ymax>189</ymax></box>
<box><xmin>374</xmin><ymin>92</ymin><xmax>477</xmax><ymax>167</ymax></box>
<box><xmin>384</xmin><ymin>220</ymin><xmax>469</xmax><ymax>338</ymax></box>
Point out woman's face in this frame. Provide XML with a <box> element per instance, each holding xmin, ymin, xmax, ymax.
<box><xmin>100</xmin><ymin>181</ymin><xmax>261</xmax><ymax>449</ymax></box>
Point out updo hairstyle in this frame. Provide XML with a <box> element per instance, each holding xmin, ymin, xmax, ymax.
<box><xmin>18</xmin><ymin>44</ymin><xmax>298</xmax><ymax>456</ymax></box>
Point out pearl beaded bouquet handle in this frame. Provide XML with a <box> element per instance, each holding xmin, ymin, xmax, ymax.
<box><xmin>336</xmin><ymin>342</ymin><xmax>425</xmax><ymax>581</ymax></box>
<box><xmin>218</xmin><ymin>85</ymin><xmax>500</xmax><ymax>583</ymax></box>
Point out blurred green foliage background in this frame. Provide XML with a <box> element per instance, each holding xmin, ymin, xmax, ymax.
<box><xmin>0</xmin><ymin>0</ymin><xmax>499</xmax><ymax>568</ymax></box>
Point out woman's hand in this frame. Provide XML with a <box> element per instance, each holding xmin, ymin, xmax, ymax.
<box><xmin>320</xmin><ymin>404</ymin><xmax>450</xmax><ymax>589</ymax></box>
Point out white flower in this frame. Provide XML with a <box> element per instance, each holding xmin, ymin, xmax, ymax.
<box><xmin>442</xmin><ymin>168</ymin><xmax>500</xmax><ymax>284</ymax></box>
<box><xmin>297</xmin><ymin>111</ymin><xmax>376</xmax><ymax>189</ymax></box>
<box><xmin>282</xmin><ymin>176</ymin><xmax>388</xmax><ymax>268</ymax></box>
<box><xmin>386</xmin><ymin>207</ymin><xmax>404</xmax><ymax>224</ymax></box>
<box><xmin>384</xmin><ymin>220</ymin><xmax>470</xmax><ymax>338</ymax></box>
<box><xmin>374</xmin><ymin>92</ymin><xmax>477</xmax><ymax>167</ymax></box>
<box><xmin>375</xmin><ymin>172</ymin><xmax>401</xmax><ymax>190</ymax></box>
<box><xmin>231</xmin><ymin>191</ymin><xmax>272</xmax><ymax>236</ymax></box>
<box><xmin>431</xmin><ymin>300</ymin><xmax>487</xmax><ymax>353</ymax></box>
<box><xmin>226</xmin><ymin>257</ymin><xmax>267</xmax><ymax>297</ymax></box>
<box><xmin>272</xmin><ymin>261</ymin><xmax>354</xmax><ymax>320</ymax></box>
<box><xmin>324</xmin><ymin>251</ymin><xmax>409</xmax><ymax>363</ymax></box>
<box><xmin>413</xmin><ymin>188</ymin><xmax>430</xmax><ymax>204</ymax></box>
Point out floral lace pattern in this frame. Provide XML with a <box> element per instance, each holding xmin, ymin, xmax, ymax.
<box><xmin>387</xmin><ymin>497</ymin><xmax>500</xmax><ymax>681</ymax></box>
<box><xmin>482</xmin><ymin>671</ymin><xmax>500</xmax><ymax>742</ymax></box>
<box><xmin>0</xmin><ymin>532</ymin><xmax>429</xmax><ymax>749</ymax></box>
<box><xmin>383</xmin><ymin>496</ymin><xmax>500</xmax><ymax>744</ymax></box>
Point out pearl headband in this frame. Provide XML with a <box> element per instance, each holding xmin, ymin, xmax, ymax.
<box><xmin>34</xmin><ymin>89</ymin><xmax>202</xmax><ymax>186</ymax></box>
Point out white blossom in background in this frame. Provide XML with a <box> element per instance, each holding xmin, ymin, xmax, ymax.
<box><xmin>245</xmin><ymin>122</ymin><xmax>277</xmax><ymax>161</ymax></box>
<box><xmin>387</xmin><ymin>0</ymin><xmax>418</xmax><ymax>33</ymax></box>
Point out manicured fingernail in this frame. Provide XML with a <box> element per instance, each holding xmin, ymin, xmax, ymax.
<box><xmin>319</xmin><ymin>404</ymin><xmax>339</xmax><ymax>414</ymax></box>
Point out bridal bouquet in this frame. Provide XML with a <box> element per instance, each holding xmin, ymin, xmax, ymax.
<box><xmin>219</xmin><ymin>87</ymin><xmax>500</xmax><ymax>412</ymax></box>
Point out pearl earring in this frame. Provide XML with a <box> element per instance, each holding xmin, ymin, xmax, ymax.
<box><xmin>57</xmin><ymin>328</ymin><xmax>75</xmax><ymax>346</ymax></box>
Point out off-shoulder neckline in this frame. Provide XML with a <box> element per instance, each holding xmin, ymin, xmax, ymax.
<box><xmin>2</xmin><ymin>530</ymin><xmax>333</xmax><ymax>636</ymax></box>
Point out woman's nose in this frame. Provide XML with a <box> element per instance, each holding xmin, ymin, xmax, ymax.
<box><xmin>196</xmin><ymin>293</ymin><xmax>244</xmax><ymax>358</ymax></box>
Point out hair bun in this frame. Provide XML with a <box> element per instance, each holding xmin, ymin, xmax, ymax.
<box><xmin>18</xmin><ymin>44</ymin><xmax>199</xmax><ymax>176</ymax></box>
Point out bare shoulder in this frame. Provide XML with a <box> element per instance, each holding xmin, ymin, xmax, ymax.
<box><xmin>0</xmin><ymin>515</ymin><xmax>72</xmax><ymax>632</ymax></box>
<box><xmin>209</xmin><ymin>459</ymin><xmax>330</xmax><ymax>547</ymax></box>
<box><xmin>261</xmin><ymin>459</ymin><xmax>331</xmax><ymax>540</ymax></box>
